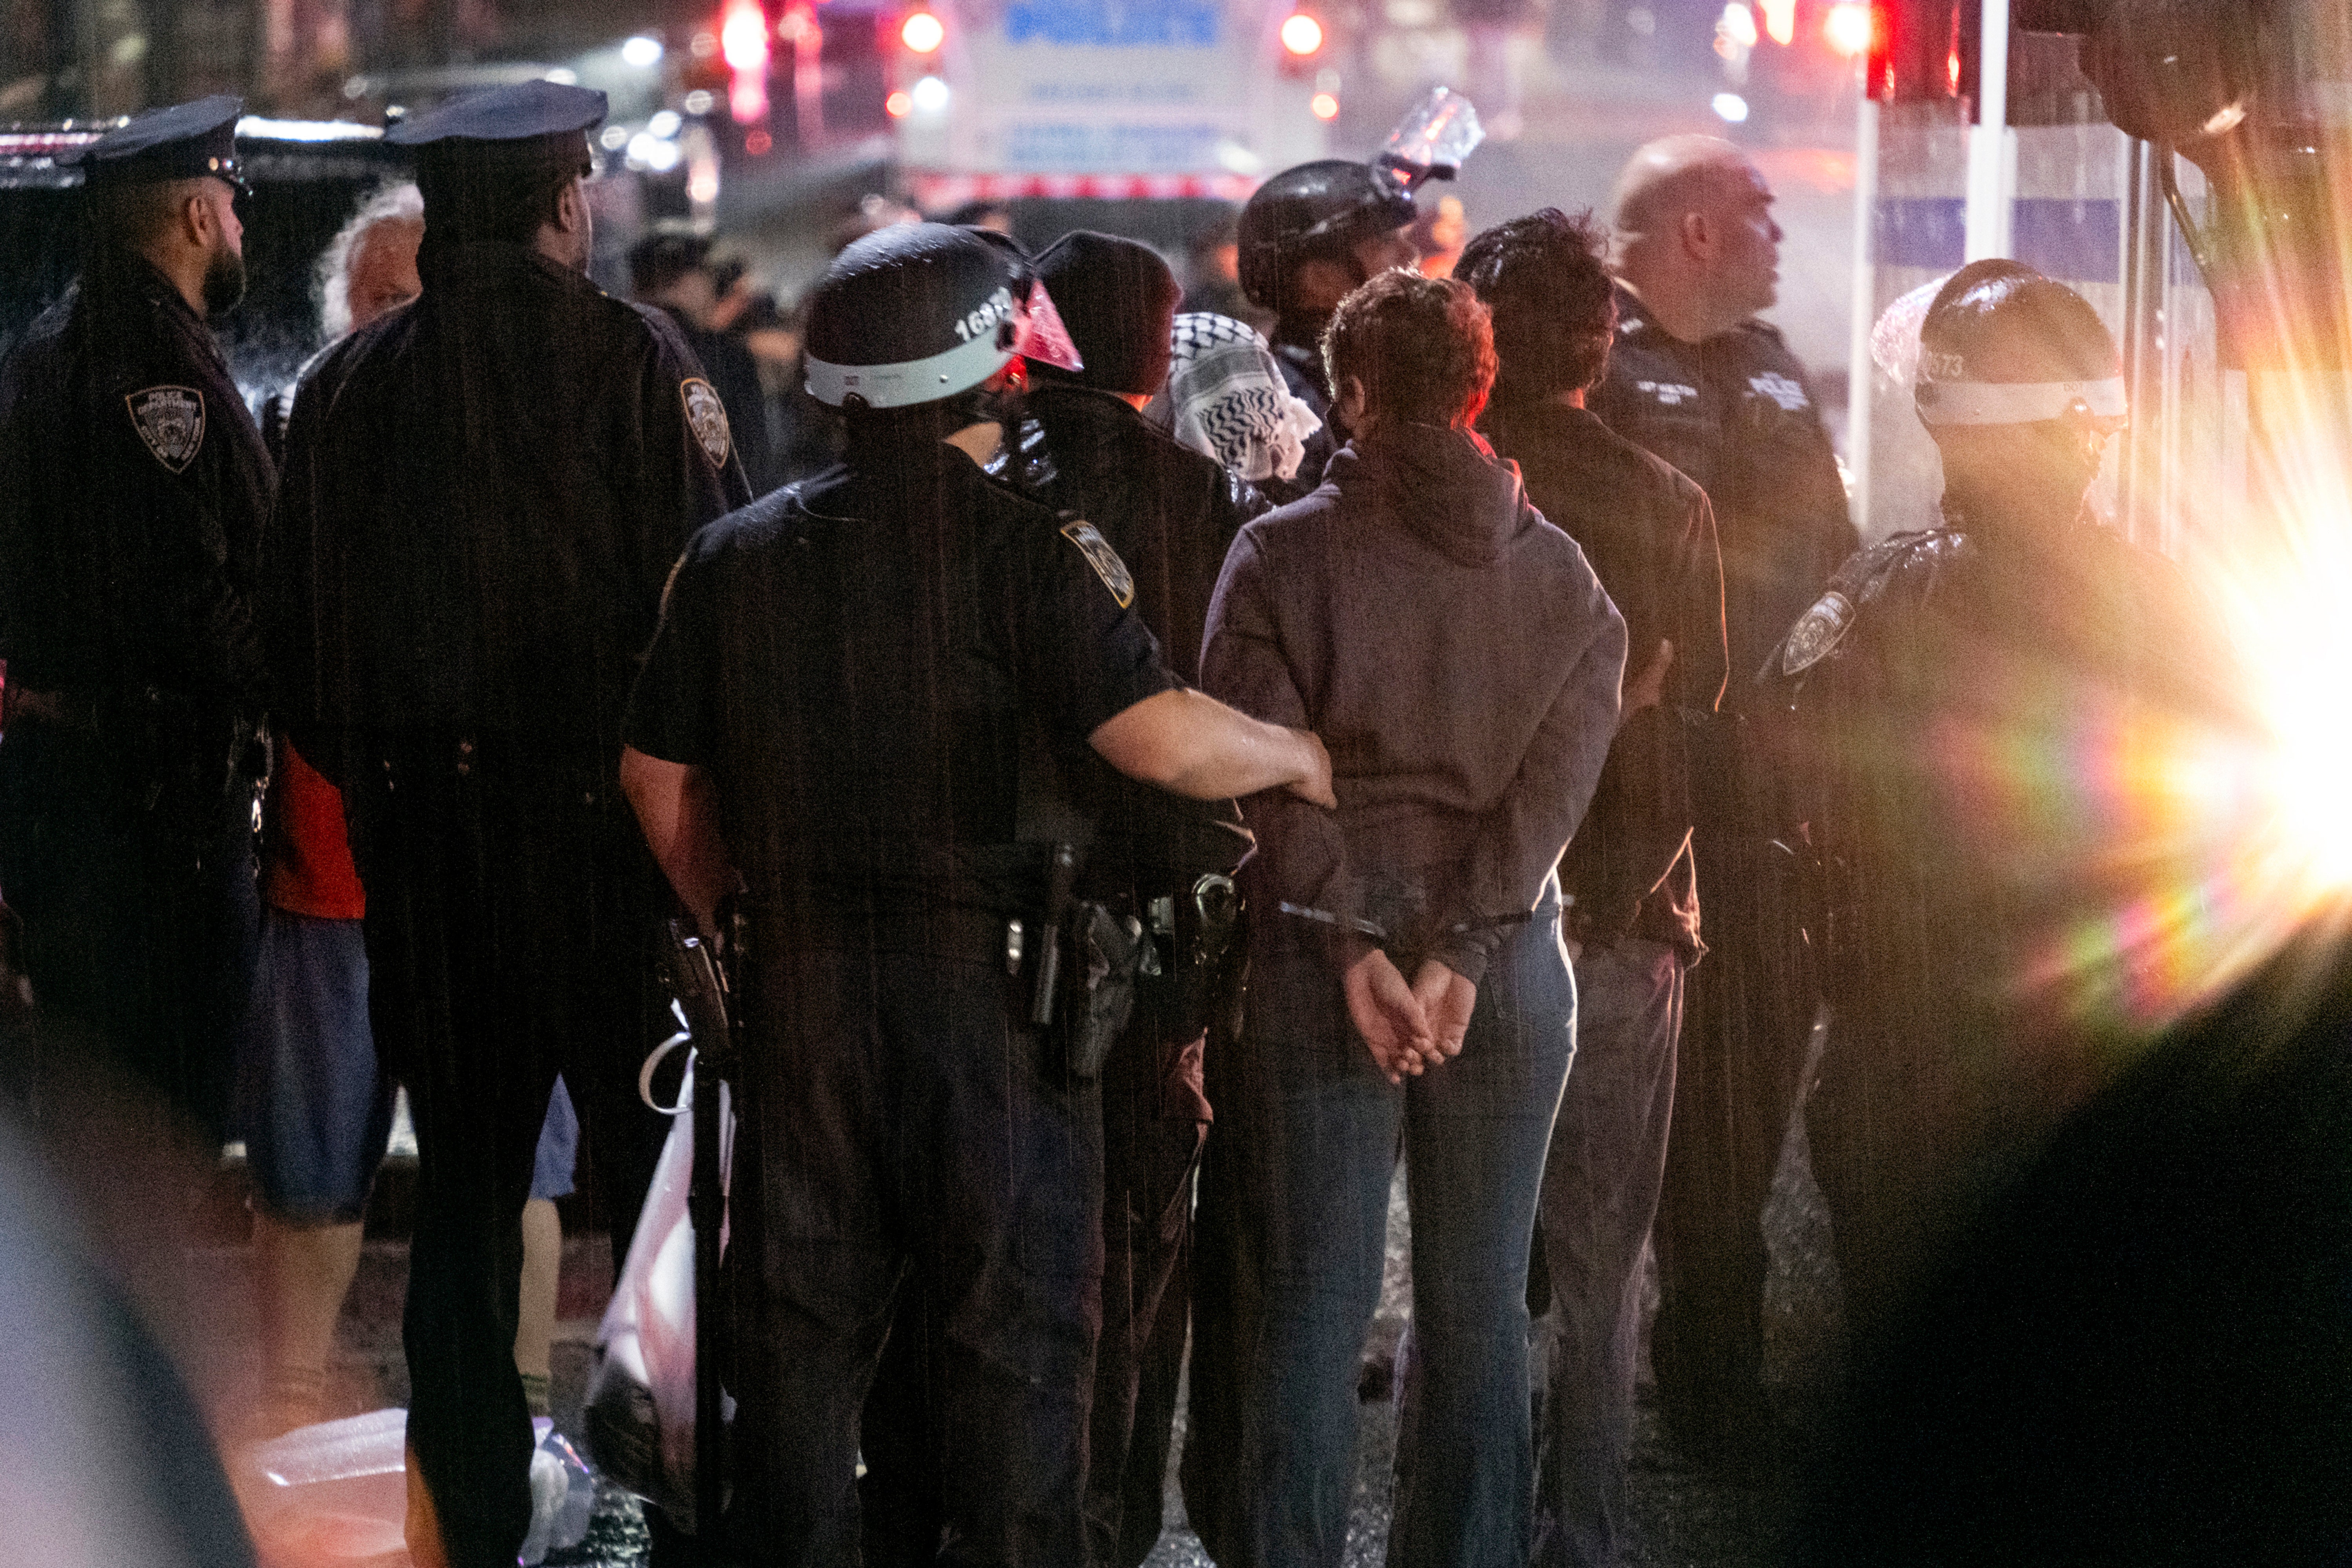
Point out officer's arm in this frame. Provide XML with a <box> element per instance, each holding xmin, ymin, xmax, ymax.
<box><xmin>620</xmin><ymin>746</ymin><xmax>734</xmax><ymax>937</ymax></box>
<box><xmin>1090</xmin><ymin>688</ymin><xmax>1333</xmax><ymax>806</ymax></box>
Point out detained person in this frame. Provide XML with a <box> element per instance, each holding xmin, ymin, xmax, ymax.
<box><xmin>1183</xmin><ymin>269</ymin><xmax>1626</xmax><ymax>1568</ymax></box>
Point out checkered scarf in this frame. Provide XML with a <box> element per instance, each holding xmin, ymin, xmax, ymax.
<box><xmin>1146</xmin><ymin>312</ymin><xmax>1323</xmax><ymax>485</ymax></box>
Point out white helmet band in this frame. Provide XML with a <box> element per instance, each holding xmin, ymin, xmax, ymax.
<box><xmin>1915</xmin><ymin>376</ymin><xmax>2128</xmax><ymax>427</ymax></box>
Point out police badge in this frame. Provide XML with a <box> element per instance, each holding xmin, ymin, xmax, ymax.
<box><xmin>680</xmin><ymin>378</ymin><xmax>732</xmax><ymax>468</ymax></box>
<box><xmin>1060</xmin><ymin>519</ymin><xmax>1134</xmax><ymax>609</ymax></box>
<box><xmin>1780</xmin><ymin>589</ymin><xmax>1856</xmax><ymax>675</ymax></box>
<box><xmin>126</xmin><ymin>386</ymin><xmax>205</xmax><ymax>473</ymax></box>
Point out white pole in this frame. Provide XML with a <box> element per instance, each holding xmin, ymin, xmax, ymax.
<box><xmin>1847</xmin><ymin>92</ymin><xmax>1880</xmax><ymax>537</ymax></box>
<box><xmin>1963</xmin><ymin>0</ymin><xmax>2012</xmax><ymax>259</ymax></box>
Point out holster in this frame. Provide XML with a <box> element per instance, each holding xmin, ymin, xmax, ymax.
<box><xmin>1047</xmin><ymin>898</ymin><xmax>1147</xmax><ymax>1082</ymax></box>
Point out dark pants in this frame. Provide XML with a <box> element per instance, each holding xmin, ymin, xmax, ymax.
<box><xmin>342</xmin><ymin>741</ymin><xmax>668</xmax><ymax>1568</ymax></box>
<box><xmin>0</xmin><ymin>723</ymin><xmax>256</xmax><ymax>1140</ymax></box>
<box><xmin>860</xmin><ymin>920</ymin><xmax>1212</xmax><ymax>1568</ymax></box>
<box><xmin>1083</xmin><ymin>1022</ymin><xmax>1208</xmax><ymax>1568</ymax></box>
<box><xmin>726</xmin><ymin>907</ymin><xmax>1103</xmax><ymax>1568</ymax></box>
<box><xmin>1530</xmin><ymin>936</ymin><xmax>1684</xmax><ymax>1568</ymax></box>
<box><xmin>1648</xmin><ymin>748</ymin><xmax>1813</xmax><ymax>1455</ymax></box>
<box><xmin>1184</xmin><ymin>908</ymin><xmax>1575</xmax><ymax>1568</ymax></box>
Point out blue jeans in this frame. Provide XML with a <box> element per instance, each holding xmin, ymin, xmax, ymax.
<box><xmin>1530</xmin><ymin>936</ymin><xmax>1685</xmax><ymax>1568</ymax></box>
<box><xmin>1186</xmin><ymin>903</ymin><xmax>1576</xmax><ymax>1568</ymax></box>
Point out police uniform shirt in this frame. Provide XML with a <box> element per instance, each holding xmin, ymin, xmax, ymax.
<box><xmin>998</xmin><ymin>381</ymin><xmax>1264</xmax><ymax>891</ymax></box>
<box><xmin>1592</xmin><ymin>279</ymin><xmax>1856</xmax><ymax>695</ymax></box>
<box><xmin>0</xmin><ymin>252</ymin><xmax>272</xmax><ymax>709</ymax></box>
<box><xmin>1765</xmin><ymin>516</ymin><xmax>2249</xmax><ymax>1067</ymax></box>
<box><xmin>1481</xmin><ymin>397</ymin><xmax>1728</xmax><ymax>951</ymax></box>
<box><xmin>623</xmin><ymin>439</ymin><xmax>1182</xmax><ymax>913</ymax></box>
<box><xmin>265</xmin><ymin>240</ymin><xmax>751</xmax><ymax>767</ymax></box>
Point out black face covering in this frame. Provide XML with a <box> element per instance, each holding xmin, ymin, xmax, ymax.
<box><xmin>201</xmin><ymin>243</ymin><xmax>247</xmax><ymax>318</ymax></box>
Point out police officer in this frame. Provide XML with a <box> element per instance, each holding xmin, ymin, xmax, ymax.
<box><xmin>1008</xmin><ymin>230</ymin><xmax>1266</xmax><ymax>1567</ymax></box>
<box><xmin>263</xmin><ymin>80</ymin><xmax>750</xmax><ymax>1566</ymax></box>
<box><xmin>1459</xmin><ymin>207</ymin><xmax>1730</xmax><ymax>1568</ymax></box>
<box><xmin>0</xmin><ymin>96</ymin><xmax>267</xmax><ymax>1141</ymax></box>
<box><xmin>1235</xmin><ymin>160</ymin><xmax>1420</xmax><ymax>504</ymax></box>
<box><xmin>617</xmin><ymin>221</ymin><xmax>1334</xmax><ymax>1568</ymax></box>
<box><xmin>1591</xmin><ymin>133</ymin><xmax>1857</xmax><ymax>1461</ymax></box>
<box><xmin>1764</xmin><ymin>259</ymin><xmax>2246</xmax><ymax>1356</ymax></box>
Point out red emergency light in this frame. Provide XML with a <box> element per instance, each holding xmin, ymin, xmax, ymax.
<box><xmin>721</xmin><ymin>0</ymin><xmax>769</xmax><ymax>123</ymax></box>
<box><xmin>1280</xmin><ymin>11</ymin><xmax>1324</xmax><ymax>56</ymax></box>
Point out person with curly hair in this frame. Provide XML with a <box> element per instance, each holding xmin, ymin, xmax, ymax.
<box><xmin>1185</xmin><ymin>267</ymin><xmax>1626</xmax><ymax>1568</ymax></box>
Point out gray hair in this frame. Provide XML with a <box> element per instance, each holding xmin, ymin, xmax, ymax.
<box><xmin>316</xmin><ymin>180</ymin><xmax>424</xmax><ymax>341</ymax></box>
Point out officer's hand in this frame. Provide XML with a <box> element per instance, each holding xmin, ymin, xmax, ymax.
<box><xmin>1410</xmin><ymin>959</ymin><xmax>1477</xmax><ymax>1062</ymax></box>
<box><xmin>1344</xmin><ymin>947</ymin><xmax>1431</xmax><ymax>1084</ymax></box>
<box><xmin>1621</xmin><ymin>639</ymin><xmax>1674</xmax><ymax>726</ymax></box>
<box><xmin>1285</xmin><ymin>728</ymin><xmax>1338</xmax><ymax>809</ymax></box>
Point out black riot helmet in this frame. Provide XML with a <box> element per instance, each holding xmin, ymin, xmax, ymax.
<box><xmin>803</xmin><ymin>221</ymin><xmax>1081</xmax><ymax>410</ymax></box>
<box><xmin>1238</xmin><ymin>159</ymin><xmax>1419</xmax><ymax>309</ymax></box>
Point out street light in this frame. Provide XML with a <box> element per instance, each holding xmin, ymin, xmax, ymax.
<box><xmin>901</xmin><ymin>10</ymin><xmax>946</xmax><ymax>54</ymax></box>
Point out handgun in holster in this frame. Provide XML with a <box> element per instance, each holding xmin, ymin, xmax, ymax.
<box><xmin>1025</xmin><ymin>840</ymin><xmax>1147</xmax><ymax>1083</ymax></box>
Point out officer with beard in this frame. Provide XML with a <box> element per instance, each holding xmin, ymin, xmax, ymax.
<box><xmin>0</xmin><ymin>96</ymin><xmax>269</xmax><ymax>1142</ymax></box>
<box><xmin>264</xmin><ymin>80</ymin><xmax>750</xmax><ymax>1566</ymax></box>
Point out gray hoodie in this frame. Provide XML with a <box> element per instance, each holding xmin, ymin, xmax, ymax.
<box><xmin>1203</xmin><ymin>425</ymin><xmax>1627</xmax><ymax>985</ymax></box>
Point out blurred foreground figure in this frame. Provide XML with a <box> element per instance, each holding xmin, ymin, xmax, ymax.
<box><xmin>1766</xmin><ymin>260</ymin><xmax>2248</xmax><ymax>1355</ymax></box>
<box><xmin>264</xmin><ymin>80</ymin><xmax>750</xmax><ymax>1566</ymax></box>
<box><xmin>619</xmin><ymin>222</ymin><xmax>1333</xmax><ymax>1567</ymax></box>
<box><xmin>1594</xmin><ymin>134</ymin><xmax>1857</xmax><ymax>1461</ymax></box>
<box><xmin>1186</xmin><ymin>270</ymin><xmax>1624</xmax><ymax>1568</ymax></box>
<box><xmin>0</xmin><ymin>1106</ymin><xmax>258</xmax><ymax>1568</ymax></box>
<box><xmin>1797</xmin><ymin>935</ymin><xmax>2352</xmax><ymax>1565</ymax></box>
<box><xmin>0</xmin><ymin>96</ymin><xmax>266</xmax><ymax>1143</ymax></box>
<box><xmin>1460</xmin><ymin>208</ymin><xmax>1728</xmax><ymax>1568</ymax></box>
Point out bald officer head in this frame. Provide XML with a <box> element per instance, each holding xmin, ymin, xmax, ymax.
<box><xmin>1608</xmin><ymin>135</ymin><xmax>1782</xmax><ymax>343</ymax></box>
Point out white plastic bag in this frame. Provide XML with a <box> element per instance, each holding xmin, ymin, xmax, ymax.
<box><xmin>519</xmin><ymin>1421</ymin><xmax>595</xmax><ymax>1564</ymax></box>
<box><xmin>584</xmin><ymin>1051</ymin><xmax>731</xmax><ymax>1530</ymax></box>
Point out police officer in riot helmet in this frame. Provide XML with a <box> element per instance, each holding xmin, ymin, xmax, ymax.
<box><xmin>265</xmin><ymin>79</ymin><xmax>751</xmax><ymax>1566</ymax></box>
<box><xmin>619</xmin><ymin>221</ymin><xmax>1333</xmax><ymax>1566</ymax></box>
<box><xmin>0</xmin><ymin>97</ymin><xmax>267</xmax><ymax>1142</ymax></box>
<box><xmin>855</xmin><ymin>229</ymin><xmax>1268</xmax><ymax>1568</ymax></box>
<box><xmin>1765</xmin><ymin>259</ymin><xmax>2248</xmax><ymax>1358</ymax></box>
<box><xmin>1237</xmin><ymin>159</ymin><xmax>1420</xmax><ymax>503</ymax></box>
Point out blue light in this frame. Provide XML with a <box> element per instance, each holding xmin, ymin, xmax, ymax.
<box><xmin>1711</xmin><ymin>91</ymin><xmax>1750</xmax><ymax>123</ymax></box>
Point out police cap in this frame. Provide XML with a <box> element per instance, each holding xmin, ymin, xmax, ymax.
<box><xmin>805</xmin><ymin>221</ymin><xmax>1082</xmax><ymax>410</ymax></box>
<box><xmin>385</xmin><ymin>79</ymin><xmax>605</xmax><ymax>181</ymax></box>
<box><xmin>69</xmin><ymin>95</ymin><xmax>247</xmax><ymax>194</ymax></box>
<box><xmin>1238</xmin><ymin>158</ymin><xmax>1417</xmax><ymax>307</ymax></box>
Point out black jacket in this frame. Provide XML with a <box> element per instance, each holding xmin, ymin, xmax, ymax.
<box><xmin>1592</xmin><ymin>281</ymin><xmax>1856</xmax><ymax>698</ymax></box>
<box><xmin>265</xmin><ymin>241</ymin><xmax>751</xmax><ymax>780</ymax></box>
<box><xmin>0</xmin><ymin>253</ymin><xmax>272</xmax><ymax>713</ymax></box>
<box><xmin>998</xmin><ymin>381</ymin><xmax>1268</xmax><ymax>892</ymax></box>
<box><xmin>1483</xmin><ymin>398</ymin><xmax>1727</xmax><ymax>952</ymax></box>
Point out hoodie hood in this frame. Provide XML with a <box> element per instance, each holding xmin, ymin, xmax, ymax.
<box><xmin>1330</xmin><ymin>423</ymin><xmax>1533</xmax><ymax>568</ymax></box>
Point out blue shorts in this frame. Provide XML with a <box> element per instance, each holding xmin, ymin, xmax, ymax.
<box><xmin>236</xmin><ymin>908</ymin><xmax>578</xmax><ymax>1222</ymax></box>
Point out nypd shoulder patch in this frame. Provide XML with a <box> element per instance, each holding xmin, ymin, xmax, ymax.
<box><xmin>1779</xmin><ymin>589</ymin><xmax>1856</xmax><ymax>676</ymax></box>
<box><xmin>127</xmin><ymin>385</ymin><xmax>205</xmax><ymax>473</ymax></box>
<box><xmin>681</xmin><ymin>378</ymin><xmax>732</xmax><ymax>468</ymax></box>
<box><xmin>1060</xmin><ymin>519</ymin><xmax>1134</xmax><ymax>610</ymax></box>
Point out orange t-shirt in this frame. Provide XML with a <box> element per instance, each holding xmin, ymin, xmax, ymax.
<box><xmin>262</xmin><ymin>735</ymin><xmax>366</xmax><ymax>920</ymax></box>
